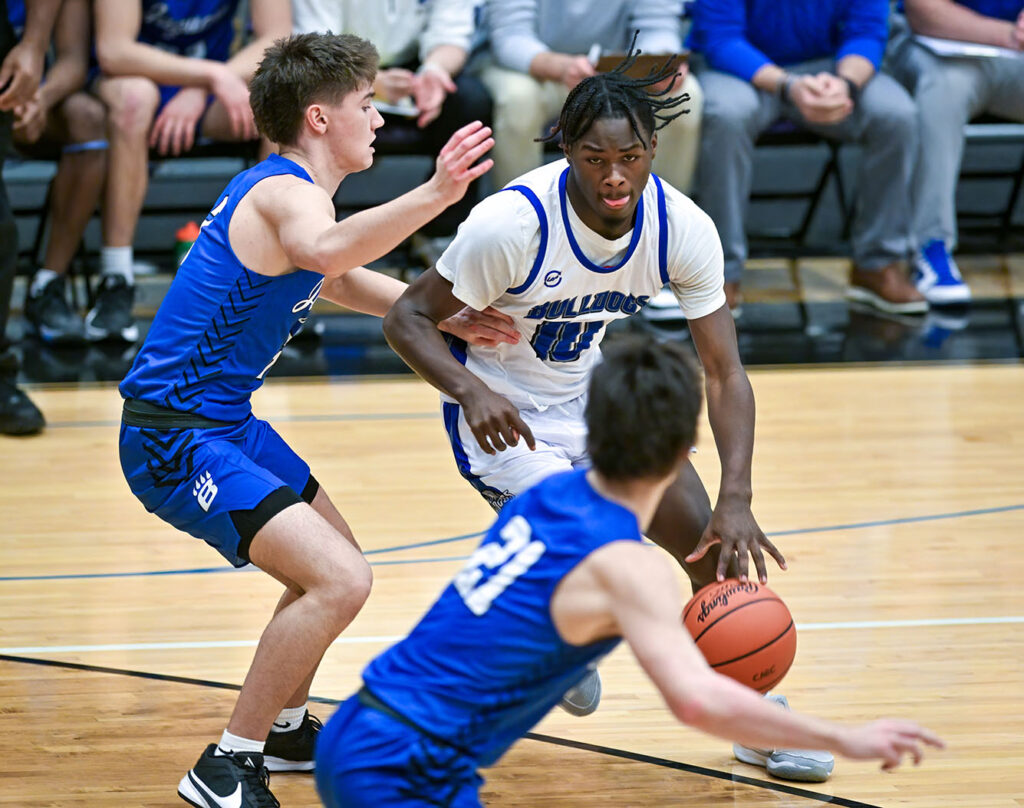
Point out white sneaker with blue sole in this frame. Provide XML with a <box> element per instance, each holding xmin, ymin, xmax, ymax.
<box><xmin>733</xmin><ymin>693</ymin><xmax>835</xmax><ymax>782</ymax></box>
<box><xmin>913</xmin><ymin>239</ymin><xmax>971</xmax><ymax>304</ymax></box>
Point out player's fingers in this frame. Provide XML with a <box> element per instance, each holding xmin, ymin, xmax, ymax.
<box><xmin>760</xmin><ymin>535</ymin><xmax>787</xmax><ymax>570</ymax></box>
<box><xmin>462</xmin><ymin>158</ymin><xmax>494</xmax><ymax>183</ymax></box>
<box><xmin>733</xmin><ymin>546</ymin><xmax>749</xmax><ymax>582</ymax></box>
<box><xmin>468</xmin><ymin>422</ymin><xmax>497</xmax><ymax>455</ymax></box>
<box><xmin>751</xmin><ymin>545</ymin><xmax>769</xmax><ymax>584</ymax></box>
<box><xmin>452</xmin><ymin>141</ymin><xmax>495</xmax><ymax>180</ymax></box>
<box><xmin>512</xmin><ymin>415</ymin><xmax>536</xmax><ymax>451</ymax></box>
<box><xmin>440</xmin><ymin>120</ymin><xmax>485</xmax><ymax>157</ymax></box>
<box><xmin>448</xmin><ymin>125</ymin><xmax>492</xmax><ymax>160</ymax></box>
<box><xmin>684</xmin><ymin>534</ymin><xmax>717</xmax><ymax>563</ymax></box>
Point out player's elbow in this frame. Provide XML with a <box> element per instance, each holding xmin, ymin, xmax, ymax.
<box><xmin>382</xmin><ymin>296</ymin><xmax>412</xmax><ymax>346</ymax></box>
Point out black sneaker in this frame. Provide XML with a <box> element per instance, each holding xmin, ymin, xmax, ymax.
<box><xmin>25</xmin><ymin>275</ymin><xmax>85</xmax><ymax>345</ymax></box>
<box><xmin>263</xmin><ymin>712</ymin><xmax>322</xmax><ymax>772</ymax></box>
<box><xmin>85</xmin><ymin>274</ymin><xmax>138</xmax><ymax>343</ymax></box>
<box><xmin>178</xmin><ymin>744</ymin><xmax>279</xmax><ymax>808</ymax></box>
<box><xmin>0</xmin><ymin>373</ymin><xmax>45</xmax><ymax>435</ymax></box>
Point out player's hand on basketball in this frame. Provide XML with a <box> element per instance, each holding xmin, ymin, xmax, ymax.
<box><xmin>840</xmin><ymin>720</ymin><xmax>945</xmax><ymax>770</ymax></box>
<box><xmin>438</xmin><ymin>306</ymin><xmax>521</xmax><ymax>348</ymax></box>
<box><xmin>685</xmin><ymin>500</ymin><xmax>786</xmax><ymax>584</ymax></box>
<box><xmin>429</xmin><ymin>121</ymin><xmax>494</xmax><ymax>206</ymax></box>
<box><xmin>461</xmin><ymin>388</ymin><xmax>535</xmax><ymax>455</ymax></box>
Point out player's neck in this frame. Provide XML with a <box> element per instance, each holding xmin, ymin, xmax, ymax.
<box><xmin>277</xmin><ymin>146</ymin><xmax>347</xmax><ymax>196</ymax></box>
<box><xmin>586</xmin><ymin>470</ymin><xmax>670</xmax><ymax>531</ymax></box>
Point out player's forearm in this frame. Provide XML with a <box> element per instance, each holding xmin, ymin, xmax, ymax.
<box><xmin>38</xmin><ymin>60</ymin><xmax>88</xmax><ymax>111</ymax></box>
<box><xmin>383</xmin><ymin>304</ymin><xmax>491</xmax><ymax>400</ymax></box>
<box><xmin>423</xmin><ymin>45</ymin><xmax>467</xmax><ymax>78</ymax></box>
<box><xmin>320</xmin><ymin>268</ymin><xmax>406</xmax><ymax>317</ymax></box>
<box><xmin>96</xmin><ymin>41</ymin><xmax>222</xmax><ymax>88</ymax></box>
<box><xmin>225</xmin><ymin>38</ymin><xmax>280</xmax><ymax>82</ymax></box>
<box><xmin>705</xmin><ymin>369</ymin><xmax>754</xmax><ymax>501</ymax></box>
<box><xmin>20</xmin><ymin>0</ymin><xmax>62</xmax><ymax>50</ymax></box>
<box><xmin>310</xmin><ymin>184</ymin><xmax>449</xmax><ymax>279</ymax></box>
<box><xmin>905</xmin><ymin>0</ymin><xmax>1016</xmax><ymax>47</ymax></box>
<box><xmin>676</xmin><ymin>672</ymin><xmax>844</xmax><ymax>753</ymax></box>
<box><xmin>836</xmin><ymin>54</ymin><xmax>874</xmax><ymax>86</ymax></box>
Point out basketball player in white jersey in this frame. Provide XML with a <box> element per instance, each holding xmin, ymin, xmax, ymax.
<box><xmin>383</xmin><ymin>51</ymin><xmax>835</xmax><ymax>783</ymax></box>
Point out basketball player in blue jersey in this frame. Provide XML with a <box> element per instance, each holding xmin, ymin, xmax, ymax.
<box><xmin>382</xmin><ymin>51</ymin><xmax>838</xmax><ymax>782</ymax></box>
<box><xmin>118</xmin><ymin>33</ymin><xmax>510</xmax><ymax>808</ymax></box>
<box><xmin>314</xmin><ymin>335</ymin><xmax>944</xmax><ymax>808</ymax></box>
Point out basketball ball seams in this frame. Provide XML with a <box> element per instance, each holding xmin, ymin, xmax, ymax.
<box><xmin>709</xmin><ymin>621</ymin><xmax>795</xmax><ymax>668</ymax></box>
<box><xmin>688</xmin><ymin>597</ymin><xmax>784</xmax><ymax>644</ymax></box>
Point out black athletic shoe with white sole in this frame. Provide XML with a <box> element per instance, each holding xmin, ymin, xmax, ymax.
<box><xmin>85</xmin><ymin>274</ymin><xmax>138</xmax><ymax>342</ymax></box>
<box><xmin>263</xmin><ymin>713</ymin><xmax>322</xmax><ymax>772</ymax></box>
<box><xmin>178</xmin><ymin>744</ymin><xmax>279</xmax><ymax>808</ymax></box>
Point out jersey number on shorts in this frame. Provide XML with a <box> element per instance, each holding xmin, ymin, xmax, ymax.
<box><xmin>530</xmin><ymin>320</ymin><xmax>604</xmax><ymax>363</ymax></box>
<box><xmin>454</xmin><ymin>515</ymin><xmax>546</xmax><ymax>615</ymax></box>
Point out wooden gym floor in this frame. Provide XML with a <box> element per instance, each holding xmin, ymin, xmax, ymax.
<box><xmin>1</xmin><ymin>363</ymin><xmax>1023</xmax><ymax>807</ymax></box>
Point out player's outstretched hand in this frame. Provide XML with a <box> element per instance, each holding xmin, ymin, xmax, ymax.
<box><xmin>460</xmin><ymin>387</ymin><xmax>535</xmax><ymax>455</ymax></box>
<box><xmin>438</xmin><ymin>306</ymin><xmax>521</xmax><ymax>348</ymax></box>
<box><xmin>429</xmin><ymin>121</ymin><xmax>494</xmax><ymax>207</ymax></box>
<box><xmin>684</xmin><ymin>499</ymin><xmax>786</xmax><ymax>583</ymax></box>
<box><xmin>839</xmin><ymin>720</ymin><xmax>945</xmax><ymax>771</ymax></box>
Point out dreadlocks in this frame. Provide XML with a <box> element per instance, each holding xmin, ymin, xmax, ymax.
<box><xmin>540</xmin><ymin>35</ymin><xmax>690</xmax><ymax>151</ymax></box>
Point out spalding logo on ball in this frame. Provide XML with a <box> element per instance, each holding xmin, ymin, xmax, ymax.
<box><xmin>683</xmin><ymin>579</ymin><xmax>797</xmax><ymax>693</ymax></box>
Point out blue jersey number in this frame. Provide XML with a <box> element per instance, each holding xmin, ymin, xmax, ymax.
<box><xmin>454</xmin><ymin>515</ymin><xmax>545</xmax><ymax>615</ymax></box>
<box><xmin>530</xmin><ymin>320</ymin><xmax>604</xmax><ymax>362</ymax></box>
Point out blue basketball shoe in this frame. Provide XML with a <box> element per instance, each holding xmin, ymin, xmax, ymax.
<box><xmin>913</xmin><ymin>240</ymin><xmax>971</xmax><ymax>304</ymax></box>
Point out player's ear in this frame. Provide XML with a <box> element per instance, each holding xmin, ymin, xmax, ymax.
<box><xmin>650</xmin><ymin>132</ymin><xmax>658</xmax><ymax>159</ymax></box>
<box><xmin>306</xmin><ymin>103</ymin><xmax>328</xmax><ymax>134</ymax></box>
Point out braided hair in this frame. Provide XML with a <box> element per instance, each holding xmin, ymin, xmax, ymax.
<box><xmin>540</xmin><ymin>36</ymin><xmax>689</xmax><ymax>151</ymax></box>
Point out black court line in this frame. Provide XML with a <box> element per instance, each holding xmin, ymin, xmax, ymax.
<box><xmin>523</xmin><ymin>733</ymin><xmax>880</xmax><ymax>807</ymax></box>
<box><xmin>0</xmin><ymin>653</ymin><xmax>878</xmax><ymax>807</ymax></box>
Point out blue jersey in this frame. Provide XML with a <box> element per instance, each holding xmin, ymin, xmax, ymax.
<box><xmin>119</xmin><ymin>154</ymin><xmax>324</xmax><ymax>422</ymax></box>
<box><xmin>140</xmin><ymin>0</ymin><xmax>240</xmax><ymax>61</ymax></box>
<box><xmin>6</xmin><ymin>0</ymin><xmax>22</xmax><ymax>36</ymax></box>
<box><xmin>362</xmin><ymin>469</ymin><xmax>640</xmax><ymax>767</ymax></box>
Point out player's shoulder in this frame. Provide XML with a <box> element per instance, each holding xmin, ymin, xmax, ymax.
<box><xmin>582</xmin><ymin>541</ymin><xmax>675</xmax><ymax>598</ymax></box>
<box><xmin>250</xmin><ymin>173</ymin><xmax>333</xmax><ymax>218</ymax></box>
<box><xmin>459</xmin><ymin>183</ymin><xmax>548</xmax><ymax>246</ymax></box>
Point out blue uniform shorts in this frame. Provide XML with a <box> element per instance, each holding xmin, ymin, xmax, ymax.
<box><xmin>315</xmin><ymin>694</ymin><xmax>484</xmax><ymax>808</ymax></box>
<box><xmin>119</xmin><ymin>415</ymin><xmax>317</xmax><ymax>567</ymax></box>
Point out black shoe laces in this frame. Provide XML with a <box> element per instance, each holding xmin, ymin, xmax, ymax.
<box><xmin>234</xmin><ymin>756</ymin><xmax>280</xmax><ymax>808</ymax></box>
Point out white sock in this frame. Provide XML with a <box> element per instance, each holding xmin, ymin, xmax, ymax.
<box><xmin>271</xmin><ymin>705</ymin><xmax>307</xmax><ymax>733</ymax></box>
<box><xmin>215</xmin><ymin>729</ymin><xmax>264</xmax><ymax>756</ymax></box>
<box><xmin>30</xmin><ymin>269</ymin><xmax>59</xmax><ymax>297</ymax></box>
<box><xmin>100</xmin><ymin>246</ymin><xmax>134</xmax><ymax>284</ymax></box>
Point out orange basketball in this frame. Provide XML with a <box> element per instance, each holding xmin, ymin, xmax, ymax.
<box><xmin>682</xmin><ymin>579</ymin><xmax>797</xmax><ymax>693</ymax></box>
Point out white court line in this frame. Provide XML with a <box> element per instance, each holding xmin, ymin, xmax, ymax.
<box><xmin>2</xmin><ymin>616</ymin><xmax>1022</xmax><ymax>656</ymax></box>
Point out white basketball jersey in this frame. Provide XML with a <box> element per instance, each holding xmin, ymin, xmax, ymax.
<box><xmin>436</xmin><ymin>160</ymin><xmax>724</xmax><ymax>410</ymax></box>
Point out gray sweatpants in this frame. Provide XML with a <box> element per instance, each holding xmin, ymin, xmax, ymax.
<box><xmin>696</xmin><ymin>58</ymin><xmax>918</xmax><ymax>283</ymax></box>
<box><xmin>887</xmin><ymin>30</ymin><xmax>1024</xmax><ymax>249</ymax></box>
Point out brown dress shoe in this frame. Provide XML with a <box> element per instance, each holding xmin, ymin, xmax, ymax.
<box><xmin>845</xmin><ymin>262</ymin><xmax>928</xmax><ymax>315</ymax></box>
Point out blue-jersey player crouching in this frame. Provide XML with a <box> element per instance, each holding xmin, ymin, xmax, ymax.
<box><xmin>314</xmin><ymin>335</ymin><xmax>944</xmax><ymax>808</ymax></box>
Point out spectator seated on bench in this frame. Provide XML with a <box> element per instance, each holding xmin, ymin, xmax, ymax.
<box><xmin>886</xmin><ymin>0</ymin><xmax>1024</xmax><ymax>305</ymax></box>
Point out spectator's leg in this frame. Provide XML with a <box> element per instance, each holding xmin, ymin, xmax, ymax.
<box><xmin>0</xmin><ymin>149</ymin><xmax>46</xmax><ymax>435</ymax></box>
<box><xmin>894</xmin><ymin>45</ymin><xmax>986</xmax><ymax>250</ymax></box>
<box><xmin>22</xmin><ymin>92</ymin><xmax>107</xmax><ymax>344</ymax></box>
<box><xmin>417</xmin><ymin>71</ymin><xmax>494</xmax><ymax>238</ymax></box>
<box><xmin>983</xmin><ymin>56</ymin><xmax>1024</xmax><ymax>127</ymax></box>
<box><xmin>95</xmin><ymin>77</ymin><xmax>160</xmax><ymax>257</ymax></box>
<box><xmin>652</xmin><ymin>71</ymin><xmax>702</xmax><ymax>195</ymax></box>
<box><xmin>808</xmin><ymin>72</ymin><xmax>926</xmax><ymax>312</ymax></box>
<box><xmin>87</xmin><ymin>76</ymin><xmax>160</xmax><ymax>343</ymax></box>
<box><xmin>479</xmin><ymin>65</ymin><xmax>561</xmax><ymax>188</ymax></box>
<box><xmin>39</xmin><ymin>93</ymin><xmax>108</xmax><ymax>279</ymax></box>
<box><xmin>694</xmin><ymin>69</ymin><xmax>774</xmax><ymax>302</ymax></box>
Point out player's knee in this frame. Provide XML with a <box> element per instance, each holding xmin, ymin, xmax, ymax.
<box><xmin>63</xmin><ymin>93</ymin><xmax>108</xmax><ymax>142</ymax></box>
<box><xmin>105</xmin><ymin>79</ymin><xmax>160</xmax><ymax>135</ymax></box>
<box><xmin>321</xmin><ymin>556</ymin><xmax>373</xmax><ymax>622</ymax></box>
